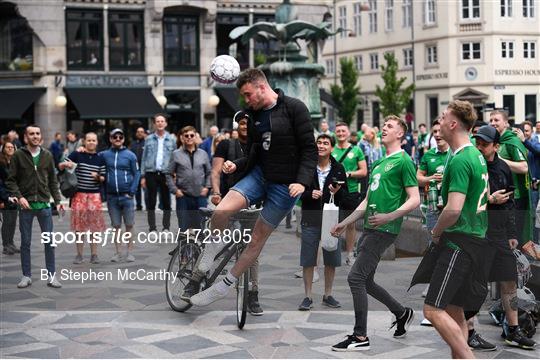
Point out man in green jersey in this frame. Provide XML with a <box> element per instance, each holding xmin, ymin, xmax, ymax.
<box><xmin>425</xmin><ymin>100</ymin><xmax>490</xmax><ymax>359</ymax></box>
<box><xmin>490</xmin><ymin>110</ymin><xmax>532</xmax><ymax>245</ymax></box>
<box><xmin>330</xmin><ymin>115</ymin><xmax>419</xmax><ymax>352</ymax></box>
<box><xmin>332</xmin><ymin>122</ymin><xmax>367</xmax><ymax>266</ymax></box>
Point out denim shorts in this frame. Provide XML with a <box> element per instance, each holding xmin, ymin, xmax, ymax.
<box><xmin>231</xmin><ymin>166</ymin><xmax>299</xmax><ymax>228</ymax></box>
<box><xmin>107</xmin><ymin>194</ymin><xmax>135</xmax><ymax>227</ymax></box>
<box><xmin>300</xmin><ymin>225</ymin><xmax>341</xmax><ymax>267</ymax></box>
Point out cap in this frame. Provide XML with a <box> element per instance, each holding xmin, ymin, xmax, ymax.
<box><xmin>473</xmin><ymin>125</ymin><xmax>499</xmax><ymax>143</ymax></box>
<box><xmin>110</xmin><ymin>128</ymin><xmax>124</xmax><ymax>137</ymax></box>
<box><xmin>233</xmin><ymin>110</ymin><xmax>250</xmax><ymax>123</ymax></box>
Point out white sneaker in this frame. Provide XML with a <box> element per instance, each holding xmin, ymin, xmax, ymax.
<box><xmin>421</xmin><ymin>318</ymin><xmax>432</xmax><ymax>326</ymax></box>
<box><xmin>294</xmin><ymin>269</ymin><xmax>319</xmax><ymax>283</ymax></box>
<box><xmin>190</xmin><ymin>282</ymin><xmax>229</xmax><ymax>306</ymax></box>
<box><xmin>294</xmin><ymin>269</ymin><xmax>303</xmax><ymax>278</ymax></box>
<box><xmin>17</xmin><ymin>276</ymin><xmax>32</xmax><ymax>288</ymax></box>
<box><xmin>422</xmin><ymin>284</ymin><xmax>429</xmax><ymax>298</ymax></box>
<box><xmin>125</xmin><ymin>253</ymin><xmax>135</xmax><ymax>262</ymax></box>
<box><xmin>198</xmin><ymin>242</ymin><xmax>224</xmax><ymax>273</ymax></box>
<box><xmin>47</xmin><ymin>275</ymin><xmax>62</xmax><ymax>288</ymax></box>
<box><xmin>110</xmin><ymin>253</ymin><xmax>122</xmax><ymax>262</ymax></box>
<box><xmin>346</xmin><ymin>253</ymin><xmax>355</xmax><ymax>266</ymax></box>
<box><xmin>313</xmin><ymin>271</ymin><xmax>320</xmax><ymax>283</ymax></box>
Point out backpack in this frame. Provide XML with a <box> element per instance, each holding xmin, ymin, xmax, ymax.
<box><xmin>58</xmin><ymin>169</ymin><xmax>78</xmax><ymax>198</ymax></box>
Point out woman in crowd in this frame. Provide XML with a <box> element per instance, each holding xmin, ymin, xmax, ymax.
<box><xmin>210</xmin><ymin>133</ymin><xmax>226</xmax><ymax>160</ymax></box>
<box><xmin>0</xmin><ymin>142</ymin><xmax>19</xmax><ymax>255</ymax></box>
<box><xmin>59</xmin><ymin>132</ymin><xmax>106</xmax><ymax>264</ymax></box>
<box><xmin>363</xmin><ymin>127</ymin><xmax>384</xmax><ymax>168</ymax></box>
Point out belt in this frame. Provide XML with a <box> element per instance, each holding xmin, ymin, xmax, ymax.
<box><xmin>147</xmin><ymin>171</ymin><xmax>166</xmax><ymax>176</ymax></box>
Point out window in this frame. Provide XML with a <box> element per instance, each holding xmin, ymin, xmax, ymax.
<box><xmin>66</xmin><ymin>9</ymin><xmax>103</xmax><ymax>70</ymax></box>
<box><xmin>339</xmin><ymin>6</ymin><xmax>347</xmax><ymax>38</ymax></box>
<box><xmin>523</xmin><ymin>0</ymin><xmax>535</xmax><ymax>17</ymax></box>
<box><xmin>354</xmin><ymin>55</ymin><xmax>363</xmax><ymax>72</ymax></box>
<box><xmin>368</xmin><ymin>0</ymin><xmax>377</xmax><ymax>33</ymax></box>
<box><xmin>108</xmin><ymin>11</ymin><xmax>144</xmax><ymax>70</ymax></box>
<box><xmin>462</xmin><ymin>42</ymin><xmax>481</xmax><ymax>60</ymax></box>
<box><xmin>503</xmin><ymin>95</ymin><xmax>515</xmax><ymax>119</ymax></box>
<box><xmin>524</xmin><ymin>41</ymin><xmax>536</xmax><ymax>58</ymax></box>
<box><xmin>163</xmin><ymin>15</ymin><xmax>199</xmax><ymax>70</ymax></box>
<box><xmin>423</xmin><ymin>0</ymin><xmax>436</xmax><ymax>25</ymax></box>
<box><xmin>525</xmin><ymin>94</ymin><xmax>537</xmax><ymax>123</ymax></box>
<box><xmin>326</xmin><ymin>59</ymin><xmax>335</xmax><ymax>75</ymax></box>
<box><xmin>501</xmin><ymin>0</ymin><xmax>512</xmax><ymax>17</ymax></box>
<box><xmin>402</xmin><ymin>0</ymin><xmax>412</xmax><ymax>28</ymax></box>
<box><xmin>370</xmin><ymin>53</ymin><xmax>379</xmax><ymax>70</ymax></box>
<box><xmin>217</xmin><ymin>14</ymin><xmax>250</xmax><ymax>69</ymax></box>
<box><xmin>0</xmin><ymin>14</ymin><xmax>33</xmax><ymax>71</ymax></box>
<box><xmin>461</xmin><ymin>0</ymin><xmax>481</xmax><ymax>20</ymax></box>
<box><xmin>403</xmin><ymin>48</ymin><xmax>413</xmax><ymax>67</ymax></box>
<box><xmin>353</xmin><ymin>2</ymin><xmax>362</xmax><ymax>36</ymax></box>
<box><xmin>428</xmin><ymin>96</ymin><xmax>439</xmax><ymax>122</ymax></box>
<box><xmin>426</xmin><ymin>45</ymin><xmax>437</xmax><ymax>65</ymax></box>
<box><xmin>501</xmin><ymin>41</ymin><xmax>514</xmax><ymax>58</ymax></box>
<box><xmin>385</xmin><ymin>0</ymin><xmax>394</xmax><ymax>31</ymax></box>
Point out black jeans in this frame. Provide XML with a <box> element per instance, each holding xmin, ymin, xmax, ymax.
<box><xmin>348</xmin><ymin>229</ymin><xmax>405</xmax><ymax>337</ymax></box>
<box><xmin>145</xmin><ymin>172</ymin><xmax>171</xmax><ymax>230</ymax></box>
<box><xmin>1</xmin><ymin>208</ymin><xmax>17</xmax><ymax>247</ymax></box>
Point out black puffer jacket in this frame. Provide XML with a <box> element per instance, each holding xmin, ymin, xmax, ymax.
<box><xmin>233</xmin><ymin>89</ymin><xmax>317</xmax><ymax>187</ymax></box>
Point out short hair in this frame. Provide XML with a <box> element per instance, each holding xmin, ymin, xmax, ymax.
<box><xmin>418</xmin><ymin>123</ymin><xmax>426</xmax><ymax>128</ymax></box>
<box><xmin>316</xmin><ymin>133</ymin><xmax>335</xmax><ymax>147</ymax></box>
<box><xmin>84</xmin><ymin>132</ymin><xmax>98</xmax><ymax>140</ymax></box>
<box><xmin>489</xmin><ymin>109</ymin><xmax>509</xmax><ymax>123</ymax></box>
<box><xmin>448</xmin><ymin>100</ymin><xmax>477</xmax><ymax>131</ymax></box>
<box><xmin>523</xmin><ymin>120</ymin><xmax>533</xmax><ymax>130</ymax></box>
<box><xmin>236</xmin><ymin>68</ymin><xmax>268</xmax><ymax>89</ymax></box>
<box><xmin>335</xmin><ymin>122</ymin><xmax>348</xmax><ymax>128</ymax></box>
<box><xmin>384</xmin><ymin>115</ymin><xmax>408</xmax><ymax>134</ymax></box>
<box><xmin>153</xmin><ymin>113</ymin><xmax>169</xmax><ymax>122</ymax></box>
<box><xmin>181</xmin><ymin>125</ymin><xmax>196</xmax><ymax>134</ymax></box>
<box><xmin>25</xmin><ymin>125</ymin><xmax>41</xmax><ymax>133</ymax></box>
<box><xmin>432</xmin><ymin>119</ymin><xmax>440</xmax><ymax>127</ymax></box>
<box><xmin>67</xmin><ymin>130</ymin><xmax>76</xmax><ymax>136</ymax></box>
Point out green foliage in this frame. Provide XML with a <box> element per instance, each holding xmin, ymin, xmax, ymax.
<box><xmin>254</xmin><ymin>52</ymin><xmax>267</xmax><ymax>67</ymax></box>
<box><xmin>330</xmin><ymin>57</ymin><xmax>360</xmax><ymax>125</ymax></box>
<box><xmin>375</xmin><ymin>52</ymin><xmax>415</xmax><ymax>118</ymax></box>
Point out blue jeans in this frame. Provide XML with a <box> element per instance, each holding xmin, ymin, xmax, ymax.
<box><xmin>176</xmin><ymin>195</ymin><xmax>207</xmax><ymax>231</ymax></box>
<box><xmin>19</xmin><ymin>208</ymin><xmax>55</xmax><ymax>278</ymax></box>
<box><xmin>108</xmin><ymin>195</ymin><xmax>135</xmax><ymax>227</ymax></box>
<box><xmin>231</xmin><ymin>166</ymin><xmax>299</xmax><ymax>228</ymax></box>
<box><xmin>532</xmin><ymin>190</ymin><xmax>539</xmax><ymax>242</ymax></box>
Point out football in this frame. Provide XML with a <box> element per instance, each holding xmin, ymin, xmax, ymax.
<box><xmin>210</xmin><ymin>55</ymin><xmax>241</xmax><ymax>84</ymax></box>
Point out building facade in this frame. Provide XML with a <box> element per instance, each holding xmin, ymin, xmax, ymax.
<box><xmin>0</xmin><ymin>0</ymin><xmax>329</xmax><ymax>144</ymax></box>
<box><xmin>320</xmin><ymin>0</ymin><xmax>540</xmax><ymax>129</ymax></box>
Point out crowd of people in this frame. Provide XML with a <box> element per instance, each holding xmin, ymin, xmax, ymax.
<box><xmin>0</xmin><ymin>67</ymin><xmax>538</xmax><ymax>356</ymax></box>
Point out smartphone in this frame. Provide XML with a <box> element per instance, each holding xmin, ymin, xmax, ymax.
<box><xmin>331</xmin><ymin>177</ymin><xmax>345</xmax><ymax>187</ymax></box>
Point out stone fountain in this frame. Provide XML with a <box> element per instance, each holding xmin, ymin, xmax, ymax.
<box><xmin>229</xmin><ymin>0</ymin><xmax>344</xmax><ymax>122</ymax></box>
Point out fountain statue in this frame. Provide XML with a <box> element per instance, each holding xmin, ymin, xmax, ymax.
<box><xmin>229</xmin><ymin>0</ymin><xmax>345</xmax><ymax>122</ymax></box>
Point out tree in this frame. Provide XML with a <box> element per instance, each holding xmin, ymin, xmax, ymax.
<box><xmin>330</xmin><ymin>57</ymin><xmax>360</xmax><ymax>125</ymax></box>
<box><xmin>375</xmin><ymin>52</ymin><xmax>415</xmax><ymax>118</ymax></box>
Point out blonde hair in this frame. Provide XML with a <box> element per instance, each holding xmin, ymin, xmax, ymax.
<box><xmin>384</xmin><ymin>115</ymin><xmax>408</xmax><ymax>139</ymax></box>
<box><xmin>366</xmin><ymin>128</ymin><xmax>381</xmax><ymax>149</ymax></box>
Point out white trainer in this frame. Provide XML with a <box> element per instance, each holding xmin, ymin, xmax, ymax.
<box><xmin>190</xmin><ymin>282</ymin><xmax>230</xmax><ymax>307</ymax></box>
<box><xmin>125</xmin><ymin>253</ymin><xmax>135</xmax><ymax>262</ymax></box>
<box><xmin>17</xmin><ymin>276</ymin><xmax>32</xmax><ymax>288</ymax></box>
<box><xmin>197</xmin><ymin>242</ymin><xmax>224</xmax><ymax>273</ymax></box>
<box><xmin>47</xmin><ymin>275</ymin><xmax>62</xmax><ymax>288</ymax></box>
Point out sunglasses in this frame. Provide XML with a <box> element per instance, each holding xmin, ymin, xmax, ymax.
<box><xmin>111</xmin><ymin>134</ymin><xmax>124</xmax><ymax>140</ymax></box>
<box><xmin>183</xmin><ymin>133</ymin><xmax>195</xmax><ymax>138</ymax></box>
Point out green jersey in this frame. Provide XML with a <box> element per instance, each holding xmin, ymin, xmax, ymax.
<box><xmin>332</xmin><ymin>145</ymin><xmax>366</xmax><ymax>193</ymax></box>
<box><xmin>419</xmin><ymin>148</ymin><xmax>451</xmax><ymax>176</ymax></box>
<box><xmin>441</xmin><ymin>144</ymin><xmax>488</xmax><ymax>238</ymax></box>
<box><xmin>364</xmin><ymin>150</ymin><xmax>417</xmax><ymax>234</ymax></box>
<box><xmin>29</xmin><ymin>151</ymin><xmax>50</xmax><ymax>210</ymax></box>
<box><xmin>498</xmin><ymin>130</ymin><xmax>528</xmax><ymax>199</ymax></box>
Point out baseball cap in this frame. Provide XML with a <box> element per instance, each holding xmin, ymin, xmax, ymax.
<box><xmin>110</xmin><ymin>128</ymin><xmax>124</xmax><ymax>137</ymax></box>
<box><xmin>473</xmin><ymin>125</ymin><xmax>499</xmax><ymax>143</ymax></box>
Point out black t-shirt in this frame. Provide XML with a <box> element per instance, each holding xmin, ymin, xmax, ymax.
<box><xmin>254</xmin><ymin>105</ymin><xmax>274</xmax><ymax>164</ymax></box>
<box><xmin>214</xmin><ymin>139</ymin><xmax>248</xmax><ymax>195</ymax></box>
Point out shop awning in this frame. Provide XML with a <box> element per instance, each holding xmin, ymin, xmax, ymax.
<box><xmin>215</xmin><ymin>87</ymin><xmax>241</xmax><ymax>112</ymax></box>
<box><xmin>64</xmin><ymin>87</ymin><xmax>163</xmax><ymax>119</ymax></box>
<box><xmin>319</xmin><ymin>88</ymin><xmax>336</xmax><ymax>108</ymax></box>
<box><xmin>0</xmin><ymin>87</ymin><xmax>45</xmax><ymax>120</ymax></box>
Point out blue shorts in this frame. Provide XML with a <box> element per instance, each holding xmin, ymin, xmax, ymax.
<box><xmin>300</xmin><ymin>225</ymin><xmax>341</xmax><ymax>267</ymax></box>
<box><xmin>231</xmin><ymin>166</ymin><xmax>298</xmax><ymax>228</ymax></box>
<box><xmin>108</xmin><ymin>194</ymin><xmax>135</xmax><ymax>227</ymax></box>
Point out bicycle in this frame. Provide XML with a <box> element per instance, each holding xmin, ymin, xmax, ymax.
<box><xmin>165</xmin><ymin>206</ymin><xmax>260</xmax><ymax>329</ymax></box>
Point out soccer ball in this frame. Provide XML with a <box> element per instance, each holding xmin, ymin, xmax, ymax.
<box><xmin>210</xmin><ymin>55</ymin><xmax>240</xmax><ymax>84</ymax></box>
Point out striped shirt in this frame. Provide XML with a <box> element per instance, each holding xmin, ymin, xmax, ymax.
<box><xmin>68</xmin><ymin>152</ymin><xmax>106</xmax><ymax>193</ymax></box>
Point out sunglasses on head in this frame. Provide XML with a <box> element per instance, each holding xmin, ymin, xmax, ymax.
<box><xmin>111</xmin><ymin>134</ymin><xmax>124</xmax><ymax>140</ymax></box>
<box><xmin>183</xmin><ymin>133</ymin><xmax>195</xmax><ymax>138</ymax></box>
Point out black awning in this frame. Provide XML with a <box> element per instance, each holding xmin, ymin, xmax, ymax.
<box><xmin>319</xmin><ymin>88</ymin><xmax>336</xmax><ymax>108</ymax></box>
<box><xmin>0</xmin><ymin>88</ymin><xmax>45</xmax><ymax>120</ymax></box>
<box><xmin>64</xmin><ymin>87</ymin><xmax>163</xmax><ymax>119</ymax></box>
<box><xmin>215</xmin><ymin>87</ymin><xmax>241</xmax><ymax>112</ymax></box>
